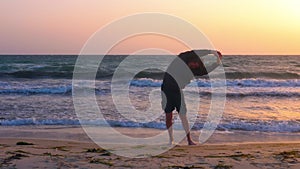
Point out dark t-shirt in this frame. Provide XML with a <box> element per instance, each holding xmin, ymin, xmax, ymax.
<box><xmin>161</xmin><ymin>72</ymin><xmax>190</xmax><ymax>92</ymax></box>
<box><xmin>161</xmin><ymin>56</ymin><xmax>195</xmax><ymax>92</ymax></box>
<box><xmin>161</xmin><ymin>50</ymin><xmax>220</xmax><ymax>92</ymax></box>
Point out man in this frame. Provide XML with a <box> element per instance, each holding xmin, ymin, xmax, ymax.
<box><xmin>161</xmin><ymin>50</ymin><xmax>222</xmax><ymax>145</ymax></box>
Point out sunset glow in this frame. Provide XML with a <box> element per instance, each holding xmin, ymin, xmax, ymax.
<box><xmin>0</xmin><ymin>0</ymin><xmax>299</xmax><ymax>55</ymax></box>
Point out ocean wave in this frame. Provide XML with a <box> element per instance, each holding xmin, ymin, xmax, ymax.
<box><xmin>0</xmin><ymin>78</ymin><xmax>299</xmax><ymax>96</ymax></box>
<box><xmin>0</xmin><ymin>87</ymin><xmax>298</xmax><ymax>97</ymax></box>
<box><xmin>226</xmin><ymin>79</ymin><xmax>300</xmax><ymax>87</ymax></box>
<box><xmin>216</xmin><ymin>120</ymin><xmax>300</xmax><ymax>133</ymax></box>
<box><xmin>130</xmin><ymin>79</ymin><xmax>162</xmax><ymax>87</ymax></box>
<box><xmin>0</xmin><ymin>86</ymin><xmax>111</xmax><ymax>95</ymax></box>
<box><xmin>130</xmin><ymin>78</ymin><xmax>300</xmax><ymax>88</ymax></box>
<box><xmin>2</xmin><ymin>118</ymin><xmax>300</xmax><ymax>133</ymax></box>
<box><xmin>0</xmin><ymin>86</ymin><xmax>72</xmax><ymax>94</ymax></box>
<box><xmin>195</xmin><ymin>91</ymin><xmax>300</xmax><ymax>97</ymax></box>
<box><xmin>0</xmin><ymin>118</ymin><xmax>166</xmax><ymax>129</ymax></box>
<box><xmin>224</xmin><ymin>91</ymin><xmax>300</xmax><ymax>97</ymax></box>
<box><xmin>225</xmin><ymin>72</ymin><xmax>299</xmax><ymax>79</ymax></box>
<box><xmin>2</xmin><ymin>70</ymin><xmax>299</xmax><ymax>80</ymax></box>
<box><xmin>0</xmin><ymin>118</ymin><xmax>80</xmax><ymax>126</ymax></box>
<box><xmin>0</xmin><ymin>71</ymin><xmax>74</xmax><ymax>79</ymax></box>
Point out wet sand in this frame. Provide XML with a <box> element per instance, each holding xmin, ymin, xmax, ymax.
<box><xmin>1</xmin><ymin>126</ymin><xmax>300</xmax><ymax>168</ymax></box>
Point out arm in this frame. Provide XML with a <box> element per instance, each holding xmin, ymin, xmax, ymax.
<box><xmin>201</xmin><ymin>50</ymin><xmax>222</xmax><ymax>73</ymax></box>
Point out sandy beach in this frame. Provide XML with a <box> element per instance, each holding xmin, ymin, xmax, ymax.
<box><xmin>1</xmin><ymin>126</ymin><xmax>300</xmax><ymax>169</ymax></box>
<box><xmin>2</xmin><ymin>138</ymin><xmax>300</xmax><ymax>169</ymax></box>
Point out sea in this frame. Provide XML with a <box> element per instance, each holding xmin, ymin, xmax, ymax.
<box><xmin>0</xmin><ymin>55</ymin><xmax>299</xmax><ymax>134</ymax></box>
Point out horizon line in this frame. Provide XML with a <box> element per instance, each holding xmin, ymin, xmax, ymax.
<box><xmin>0</xmin><ymin>53</ymin><xmax>299</xmax><ymax>56</ymax></box>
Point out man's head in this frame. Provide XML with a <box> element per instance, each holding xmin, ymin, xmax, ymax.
<box><xmin>187</xmin><ymin>60</ymin><xmax>200</xmax><ymax>69</ymax></box>
<box><xmin>178</xmin><ymin>49</ymin><xmax>222</xmax><ymax>76</ymax></box>
<box><xmin>178</xmin><ymin>51</ymin><xmax>203</xmax><ymax>71</ymax></box>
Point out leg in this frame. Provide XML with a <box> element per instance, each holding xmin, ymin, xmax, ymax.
<box><xmin>179</xmin><ymin>113</ymin><xmax>196</xmax><ymax>145</ymax></box>
<box><xmin>177</xmin><ymin>91</ymin><xmax>196</xmax><ymax>145</ymax></box>
<box><xmin>161</xmin><ymin>90</ymin><xmax>175</xmax><ymax>145</ymax></box>
<box><xmin>165</xmin><ymin>112</ymin><xmax>174</xmax><ymax>145</ymax></box>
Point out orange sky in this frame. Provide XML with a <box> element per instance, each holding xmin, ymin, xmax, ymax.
<box><xmin>0</xmin><ymin>0</ymin><xmax>299</xmax><ymax>55</ymax></box>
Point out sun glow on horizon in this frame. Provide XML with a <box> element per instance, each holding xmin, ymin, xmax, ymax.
<box><xmin>0</xmin><ymin>0</ymin><xmax>299</xmax><ymax>55</ymax></box>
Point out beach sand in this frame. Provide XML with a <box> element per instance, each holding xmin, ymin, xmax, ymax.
<box><xmin>1</xmin><ymin>126</ymin><xmax>300</xmax><ymax>168</ymax></box>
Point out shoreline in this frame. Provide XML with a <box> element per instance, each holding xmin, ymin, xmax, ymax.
<box><xmin>1</xmin><ymin>137</ymin><xmax>300</xmax><ymax>168</ymax></box>
<box><xmin>1</xmin><ymin>125</ymin><xmax>300</xmax><ymax>144</ymax></box>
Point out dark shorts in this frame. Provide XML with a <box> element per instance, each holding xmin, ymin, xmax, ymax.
<box><xmin>161</xmin><ymin>89</ymin><xmax>187</xmax><ymax>114</ymax></box>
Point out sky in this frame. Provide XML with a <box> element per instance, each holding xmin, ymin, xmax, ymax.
<box><xmin>0</xmin><ymin>0</ymin><xmax>299</xmax><ymax>55</ymax></box>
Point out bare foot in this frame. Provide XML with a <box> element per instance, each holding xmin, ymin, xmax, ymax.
<box><xmin>169</xmin><ymin>141</ymin><xmax>176</xmax><ymax>146</ymax></box>
<box><xmin>188</xmin><ymin>140</ymin><xmax>197</xmax><ymax>146</ymax></box>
